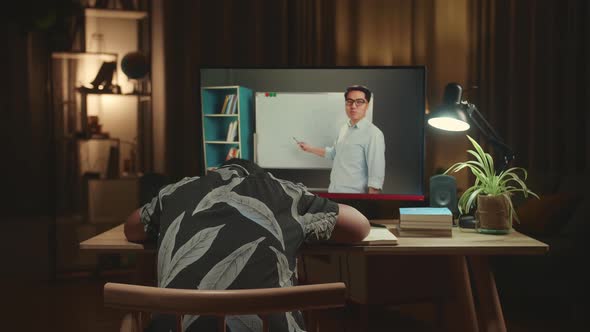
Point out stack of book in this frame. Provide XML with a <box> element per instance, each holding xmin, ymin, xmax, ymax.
<box><xmin>398</xmin><ymin>207</ymin><xmax>453</xmax><ymax>237</ymax></box>
<box><xmin>219</xmin><ymin>94</ymin><xmax>238</xmax><ymax>114</ymax></box>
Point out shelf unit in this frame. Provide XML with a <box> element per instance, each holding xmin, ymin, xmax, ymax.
<box><xmin>201</xmin><ymin>86</ymin><xmax>254</xmax><ymax>171</ymax></box>
<box><xmin>51</xmin><ymin>4</ymin><xmax>151</xmax><ymax>274</ymax></box>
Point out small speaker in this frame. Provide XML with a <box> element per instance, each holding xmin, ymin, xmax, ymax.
<box><xmin>429</xmin><ymin>174</ymin><xmax>458</xmax><ymax>215</ymax></box>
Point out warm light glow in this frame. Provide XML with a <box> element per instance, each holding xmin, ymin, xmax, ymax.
<box><xmin>428</xmin><ymin>117</ymin><xmax>470</xmax><ymax>131</ymax></box>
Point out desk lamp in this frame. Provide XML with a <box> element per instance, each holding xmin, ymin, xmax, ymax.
<box><xmin>427</xmin><ymin>83</ymin><xmax>515</xmax><ymax>173</ymax></box>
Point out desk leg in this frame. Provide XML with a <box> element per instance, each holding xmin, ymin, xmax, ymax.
<box><xmin>440</xmin><ymin>256</ymin><xmax>479</xmax><ymax>332</ymax></box>
<box><xmin>468</xmin><ymin>256</ymin><xmax>506</xmax><ymax>332</ymax></box>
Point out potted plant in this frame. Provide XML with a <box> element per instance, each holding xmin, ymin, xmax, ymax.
<box><xmin>445</xmin><ymin>135</ymin><xmax>539</xmax><ymax>234</ymax></box>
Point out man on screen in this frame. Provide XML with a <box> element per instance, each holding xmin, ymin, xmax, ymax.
<box><xmin>298</xmin><ymin>85</ymin><xmax>385</xmax><ymax>194</ymax></box>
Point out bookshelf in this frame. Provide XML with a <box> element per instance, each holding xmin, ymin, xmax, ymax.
<box><xmin>201</xmin><ymin>86</ymin><xmax>254</xmax><ymax>172</ymax></box>
<box><xmin>51</xmin><ymin>2</ymin><xmax>152</xmax><ymax>275</ymax></box>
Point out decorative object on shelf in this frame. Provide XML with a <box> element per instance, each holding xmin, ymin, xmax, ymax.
<box><xmin>87</xmin><ymin>115</ymin><xmax>110</xmax><ymax>138</ymax></box>
<box><xmin>445</xmin><ymin>135</ymin><xmax>538</xmax><ymax>234</ymax></box>
<box><xmin>120</xmin><ymin>139</ymin><xmax>138</xmax><ymax>177</ymax></box>
<box><xmin>79</xmin><ymin>61</ymin><xmax>121</xmax><ymax>94</ymax></box>
<box><xmin>121</xmin><ymin>51</ymin><xmax>149</xmax><ymax>94</ymax></box>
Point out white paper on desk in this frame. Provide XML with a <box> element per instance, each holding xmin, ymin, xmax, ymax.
<box><xmin>357</xmin><ymin>227</ymin><xmax>398</xmax><ymax>245</ymax></box>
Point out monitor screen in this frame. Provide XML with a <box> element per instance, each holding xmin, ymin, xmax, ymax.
<box><xmin>200</xmin><ymin>67</ymin><xmax>425</xmax><ymax>201</ymax></box>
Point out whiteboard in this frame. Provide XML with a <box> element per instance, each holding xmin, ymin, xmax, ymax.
<box><xmin>255</xmin><ymin>92</ymin><xmax>373</xmax><ymax>169</ymax></box>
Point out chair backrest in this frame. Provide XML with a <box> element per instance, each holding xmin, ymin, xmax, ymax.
<box><xmin>104</xmin><ymin>282</ymin><xmax>346</xmax><ymax>332</ymax></box>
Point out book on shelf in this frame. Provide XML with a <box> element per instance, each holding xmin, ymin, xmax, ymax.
<box><xmin>355</xmin><ymin>226</ymin><xmax>398</xmax><ymax>245</ymax></box>
<box><xmin>225</xmin><ymin>121</ymin><xmax>238</xmax><ymax>142</ymax></box>
<box><xmin>399</xmin><ymin>207</ymin><xmax>453</xmax><ymax>222</ymax></box>
<box><xmin>228</xmin><ymin>94</ymin><xmax>238</xmax><ymax>114</ymax></box>
<box><xmin>225</xmin><ymin>147</ymin><xmax>240</xmax><ymax>160</ymax></box>
<box><xmin>219</xmin><ymin>95</ymin><xmax>230</xmax><ymax>114</ymax></box>
<box><xmin>223</xmin><ymin>94</ymin><xmax>236</xmax><ymax>114</ymax></box>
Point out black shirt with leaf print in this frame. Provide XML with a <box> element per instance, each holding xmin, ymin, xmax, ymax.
<box><xmin>140</xmin><ymin>164</ymin><xmax>339</xmax><ymax>332</ymax></box>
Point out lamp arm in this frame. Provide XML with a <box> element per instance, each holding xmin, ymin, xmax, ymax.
<box><xmin>465</xmin><ymin>103</ymin><xmax>515</xmax><ymax>172</ymax></box>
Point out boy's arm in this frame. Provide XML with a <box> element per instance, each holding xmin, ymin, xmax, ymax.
<box><xmin>329</xmin><ymin>204</ymin><xmax>370</xmax><ymax>243</ymax></box>
<box><xmin>124</xmin><ymin>208</ymin><xmax>148</xmax><ymax>242</ymax></box>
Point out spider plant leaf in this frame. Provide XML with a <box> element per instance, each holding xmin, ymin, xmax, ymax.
<box><xmin>465</xmin><ymin>188</ymin><xmax>484</xmax><ymax>214</ymax></box>
<box><xmin>502</xmin><ymin>193</ymin><xmax>517</xmax><ymax>225</ymax></box>
<box><xmin>466</xmin><ymin>135</ymin><xmax>492</xmax><ymax>174</ymax></box>
<box><xmin>467</xmin><ymin>150</ymin><xmax>490</xmax><ymax>177</ymax></box>
<box><xmin>504</xmin><ymin>173</ymin><xmax>528</xmax><ymax>193</ymax></box>
<box><xmin>459</xmin><ymin>186</ymin><xmax>479</xmax><ymax>213</ymax></box>
<box><xmin>485</xmin><ymin>152</ymin><xmax>495</xmax><ymax>174</ymax></box>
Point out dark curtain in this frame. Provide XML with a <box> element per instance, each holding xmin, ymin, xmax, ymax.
<box><xmin>471</xmin><ymin>0</ymin><xmax>589</xmax><ymax>175</ymax></box>
<box><xmin>0</xmin><ymin>15</ymin><xmax>52</xmax><ymax>217</ymax></box>
<box><xmin>162</xmin><ymin>0</ymin><xmax>448</xmax><ymax>179</ymax></box>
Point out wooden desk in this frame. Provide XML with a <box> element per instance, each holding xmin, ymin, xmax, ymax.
<box><xmin>81</xmin><ymin>222</ymin><xmax>548</xmax><ymax>332</ymax></box>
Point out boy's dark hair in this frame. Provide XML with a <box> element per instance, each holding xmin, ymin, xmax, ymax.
<box><xmin>139</xmin><ymin>173</ymin><xmax>171</xmax><ymax>206</ymax></box>
<box><xmin>221</xmin><ymin>158</ymin><xmax>265</xmax><ymax>175</ymax></box>
<box><xmin>345</xmin><ymin>85</ymin><xmax>372</xmax><ymax>103</ymax></box>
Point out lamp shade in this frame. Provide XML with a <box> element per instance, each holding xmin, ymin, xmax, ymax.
<box><xmin>428</xmin><ymin>82</ymin><xmax>470</xmax><ymax>132</ymax></box>
<box><xmin>428</xmin><ymin>105</ymin><xmax>470</xmax><ymax>131</ymax></box>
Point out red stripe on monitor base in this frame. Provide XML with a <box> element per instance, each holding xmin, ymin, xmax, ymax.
<box><xmin>314</xmin><ymin>193</ymin><xmax>425</xmax><ymax>201</ymax></box>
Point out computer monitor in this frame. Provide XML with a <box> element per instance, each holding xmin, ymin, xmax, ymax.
<box><xmin>200</xmin><ymin>66</ymin><xmax>425</xmax><ymax>202</ymax></box>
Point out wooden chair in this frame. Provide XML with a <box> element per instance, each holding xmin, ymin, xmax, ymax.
<box><xmin>104</xmin><ymin>282</ymin><xmax>347</xmax><ymax>332</ymax></box>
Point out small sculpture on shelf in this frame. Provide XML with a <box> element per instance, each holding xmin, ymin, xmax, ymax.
<box><xmin>87</xmin><ymin>115</ymin><xmax>110</xmax><ymax>138</ymax></box>
<box><xmin>121</xmin><ymin>51</ymin><xmax>149</xmax><ymax>94</ymax></box>
<box><xmin>78</xmin><ymin>61</ymin><xmax>121</xmax><ymax>94</ymax></box>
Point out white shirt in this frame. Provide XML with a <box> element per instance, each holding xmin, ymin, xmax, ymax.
<box><xmin>324</xmin><ymin>118</ymin><xmax>385</xmax><ymax>193</ymax></box>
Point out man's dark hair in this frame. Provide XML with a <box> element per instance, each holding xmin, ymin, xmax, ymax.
<box><xmin>139</xmin><ymin>173</ymin><xmax>171</xmax><ymax>206</ymax></box>
<box><xmin>345</xmin><ymin>85</ymin><xmax>372</xmax><ymax>103</ymax></box>
<box><xmin>221</xmin><ymin>158</ymin><xmax>265</xmax><ymax>175</ymax></box>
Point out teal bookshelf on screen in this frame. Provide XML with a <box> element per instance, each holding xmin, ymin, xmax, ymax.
<box><xmin>201</xmin><ymin>86</ymin><xmax>254</xmax><ymax>172</ymax></box>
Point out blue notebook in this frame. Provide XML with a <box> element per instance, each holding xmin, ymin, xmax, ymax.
<box><xmin>399</xmin><ymin>207</ymin><xmax>452</xmax><ymax>223</ymax></box>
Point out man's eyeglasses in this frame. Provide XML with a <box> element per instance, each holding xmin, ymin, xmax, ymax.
<box><xmin>345</xmin><ymin>99</ymin><xmax>367</xmax><ymax>107</ymax></box>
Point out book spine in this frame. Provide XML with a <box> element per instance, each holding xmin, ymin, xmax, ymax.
<box><xmin>226</xmin><ymin>121</ymin><xmax>235</xmax><ymax>142</ymax></box>
<box><xmin>230</xmin><ymin>94</ymin><xmax>238</xmax><ymax>114</ymax></box>
<box><xmin>226</xmin><ymin>94</ymin><xmax>236</xmax><ymax>114</ymax></box>
<box><xmin>219</xmin><ymin>95</ymin><xmax>230</xmax><ymax>114</ymax></box>
<box><xmin>232</xmin><ymin>121</ymin><xmax>238</xmax><ymax>141</ymax></box>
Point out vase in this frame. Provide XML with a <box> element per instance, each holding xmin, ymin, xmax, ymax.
<box><xmin>475</xmin><ymin>195</ymin><xmax>511</xmax><ymax>234</ymax></box>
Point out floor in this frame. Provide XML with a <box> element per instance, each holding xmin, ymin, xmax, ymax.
<box><xmin>5</xmin><ymin>271</ymin><xmax>578</xmax><ymax>331</ymax></box>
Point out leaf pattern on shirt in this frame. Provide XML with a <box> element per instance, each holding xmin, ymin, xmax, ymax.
<box><xmin>268</xmin><ymin>173</ymin><xmax>305</xmax><ymax>228</ymax></box>
<box><xmin>226</xmin><ymin>315</ymin><xmax>263</xmax><ymax>332</ymax></box>
<box><xmin>182</xmin><ymin>315</ymin><xmax>198</xmax><ymax>332</ymax></box>
<box><xmin>158</xmin><ymin>176</ymin><xmax>199</xmax><ymax>209</ymax></box>
<box><xmin>160</xmin><ymin>224</ymin><xmax>225</xmax><ymax>287</ymax></box>
<box><xmin>142</xmin><ymin>195</ymin><xmax>159</xmax><ymax>220</ymax></box>
<box><xmin>224</xmin><ymin>192</ymin><xmax>285</xmax><ymax>249</ymax></box>
<box><xmin>214</xmin><ymin>166</ymin><xmax>240</xmax><ymax>181</ymax></box>
<box><xmin>157</xmin><ymin>211</ymin><xmax>184</xmax><ymax>285</ymax></box>
<box><xmin>300</xmin><ymin>211</ymin><xmax>338</xmax><ymax>241</ymax></box>
<box><xmin>269</xmin><ymin>173</ymin><xmax>336</xmax><ymax>240</ymax></box>
<box><xmin>192</xmin><ymin>177</ymin><xmax>244</xmax><ymax>215</ymax></box>
<box><xmin>270</xmin><ymin>246</ymin><xmax>293</xmax><ymax>287</ymax></box>
<box><xmin>198</xmin><ymin>237</ymin><xmax>265</xmax><ymax>290</ymax></box>
<box><xmin>286</xmin><ymin>312</ymin><xmax>306</xmax><ymax>332</ymax></box>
